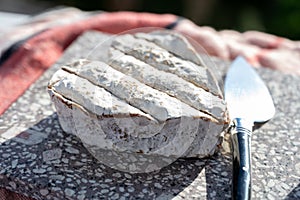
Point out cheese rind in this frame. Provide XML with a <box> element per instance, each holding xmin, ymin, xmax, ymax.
<box><xmin>62</xmin><ymin>61</ymin><xmax>204</xmax><ymax>122</ymax></box>
<box><xmin>48</xmin><ymin>31</ymin><xmax>228</xmax><ymax>173</ymax></box>
<box><xmin>109</xmin><ymin>48</ymin><xmax>225</xmax><ymax>122</ymax></box>
<box><xmin>135</xmin><ymin>31</ymin><xmax>204</xmax><ymax>66</ymax></box>
<box><xmin>111</xmin><ymin>34</ymin><xmax>222</xmax><ymax>97</ymax></box>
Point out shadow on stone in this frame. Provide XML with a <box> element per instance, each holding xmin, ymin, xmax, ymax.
<box><xmin>284</xmin><ymin>183</ymin><xmax>300</xmax><ymax>200</ymax></box>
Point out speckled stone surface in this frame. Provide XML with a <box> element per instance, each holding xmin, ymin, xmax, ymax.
<box><xmin>1</xmin><ymin>31</ymin><xmax>300</xmax><ymax>199</ymax></box>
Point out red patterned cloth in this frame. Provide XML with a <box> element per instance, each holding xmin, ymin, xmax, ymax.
<box><xmin>174</xmin><ymin>20</ymin><xmax>300</xmax><ymax>74</ymax></box>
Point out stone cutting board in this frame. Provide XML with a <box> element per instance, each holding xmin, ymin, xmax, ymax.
<box><xmin>0</xmin><ymin>31</ymin><xmax>299</xmax><ymax>200</ymax></box>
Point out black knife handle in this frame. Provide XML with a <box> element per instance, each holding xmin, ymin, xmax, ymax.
<box><xmin>231</xmin><ymin>118</ymin><xmax>253</xmax><ymax>200</ymax></box>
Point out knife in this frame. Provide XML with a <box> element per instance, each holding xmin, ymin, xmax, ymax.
<box><xmin>224</xmin><ymin>56</ymin><xmax>275</xmax><ymax>200</ymax></box>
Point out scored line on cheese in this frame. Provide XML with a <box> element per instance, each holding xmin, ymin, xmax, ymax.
<box><xmin>134</xmin><ymin>31</ymin><xmax>223</xmax><ymax>98</ymax></box>
<box><xmin>60</xmin><ymin>61</ymin><xmax>217</xmax><ymax>123</ymax></box>
<box><xmin>111</xmin><ymin>34</ymin><xmax>222</xmax><ymax>98</ymax></box>
<box><xmin>51</xmin><ymin>71</ymin><xmax>157</xmax><ymax>121</ymax></box>
<box><xmin>134</xmin><ymin>31</ymin><xmax>205</xmax><ymax>66</ymax></box>
<box><xmin>109</xmin><ymin>48</ymin><xmax>226</xmax><ymax>122</ymax></box>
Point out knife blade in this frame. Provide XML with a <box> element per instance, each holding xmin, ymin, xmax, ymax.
<box><xmin>224</xmin><ymin>56</ymin><xmax>275</xmax><ymax>200</ymax></box>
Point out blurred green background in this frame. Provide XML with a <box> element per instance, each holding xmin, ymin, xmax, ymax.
<box><xmin>50</xmin><ymin>0</ymin><xmax>300</xmax><ymax>40</ymax></box>
<box><xmin>1</xmin><ymin>0</ymin><xmax>300</xmax><ymax>40</ymax></box>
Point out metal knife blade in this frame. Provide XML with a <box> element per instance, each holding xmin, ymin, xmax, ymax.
<box><xmin>224</xmin><ymin>56</ymin><xmax>275</xmax><ymax>200</ymax></box>
<box><xmin>225</xmin><ymin>56</ymin><xmax>275</xmax><ymax>122</ymax></box>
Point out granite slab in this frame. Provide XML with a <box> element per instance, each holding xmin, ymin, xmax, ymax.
<box><xmin>0</xmin><ymin>31</ymin><xmax>300</xmax><ymax>200</ymax></box>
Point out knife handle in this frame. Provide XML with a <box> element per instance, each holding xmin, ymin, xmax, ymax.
<box><xmin>231</xmin><ymin>118</ymin><xmax>253</xmax><ymax>200</ymax></box>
